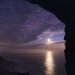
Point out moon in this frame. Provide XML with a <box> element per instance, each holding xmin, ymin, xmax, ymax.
<box><xmin>48</xmin><ymin>39</ymin><xmax>51</xmax><ymax>42</ymax></box>
<box><xmin>46</xmin><ymin>39</ymin><xmax>53</xmax><ymax>44</ymax></box>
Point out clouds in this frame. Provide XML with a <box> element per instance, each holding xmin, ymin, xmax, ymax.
<box><xmin>5</xmin><ymin>41</ymin><xmax>65</xmax><ymax>50</ymax></box>
<box><xmin>0</xmin><ymin>0</ymin><xmax>65</xmax><ymax>44</ymax></box>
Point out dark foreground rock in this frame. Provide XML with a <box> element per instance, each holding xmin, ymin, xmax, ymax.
<box><xmin>0</xmin><ymin>56</ymin><xmax>30</xmax><ymax>75</ymax></box>
<box><xmin>0</xmin><ymin>70</ymin><xmax>30</xmax><ymax>75</ymax></box>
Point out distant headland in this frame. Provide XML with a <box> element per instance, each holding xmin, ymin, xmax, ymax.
<box><xmin>0</xmin><ymin>56</ymin><xmax>30</xmax><ymax>75</ymax></box>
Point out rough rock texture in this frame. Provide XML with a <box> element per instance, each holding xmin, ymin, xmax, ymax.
<box><xmin>25</xmin><ymin>0</ymin><xmax>75</xmax><ymax>75</ymax></box>
<box><xmin>0</xmin><ymin>56</ymin><xmax>30</xmax><ymax>75</ymax></box>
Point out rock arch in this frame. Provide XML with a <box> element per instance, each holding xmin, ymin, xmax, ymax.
<box><xmin>25</xmin><ymin>0</ymin><xmax>75</xmax><ymax>75</ymax></box>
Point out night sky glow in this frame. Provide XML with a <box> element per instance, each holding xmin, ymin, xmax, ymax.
<box><xmin>0</xmin><ymin>0</ymin><xmax>65</xmax><ymax>50</ymax></box>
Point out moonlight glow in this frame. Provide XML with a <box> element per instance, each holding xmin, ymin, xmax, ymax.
<box><xmin>48</xmin><ymin>39</ymin><xmax>51</xmax><ymax>42</ymax></box>
<box><xmin>46</xmin><ymin>39</ymin><xmax>54</xmax><ymax>44</ymax></box>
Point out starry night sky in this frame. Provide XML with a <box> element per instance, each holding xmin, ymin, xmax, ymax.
<box><xmin>0</xmin><ymin>0</ymin><xmax>65</xmax><ymax>50</ymax></box>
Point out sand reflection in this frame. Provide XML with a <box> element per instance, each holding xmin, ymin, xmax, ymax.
<box><xmin>45</xmin><ymin>51</ymin><xmax>54</xmax><ymax>75</ymax></box>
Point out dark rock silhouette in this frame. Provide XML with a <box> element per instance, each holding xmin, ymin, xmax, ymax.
<box><xmin>0</xmin><ymin>56</ymin><xmax>5</xmax><ymax>61</ymax></box>
<box><xmin>0</xmin><ymin>71</ymin><xmax>30</xmax><ymax>75</ymax></box>
<box><xmin>0</xmin><ymin>56</ymin><xmax>30</xmax><ymax>75</ymax></box>
<box><xmin>25</xmin><ymin>0</ymin><xmax>75</xmax><ymax>75</ymax></box>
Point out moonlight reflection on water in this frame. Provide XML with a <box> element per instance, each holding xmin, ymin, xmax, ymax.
<box><xmin>45</xmin><ymin>51</ymin><xmax>54</xmax><ymax>75</ymax></box>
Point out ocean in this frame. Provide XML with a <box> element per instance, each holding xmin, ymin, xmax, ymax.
<box><xmin>0</xmin><ymin>49</ymin><xmax>67</xmax><ymax>75</ymax></box>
